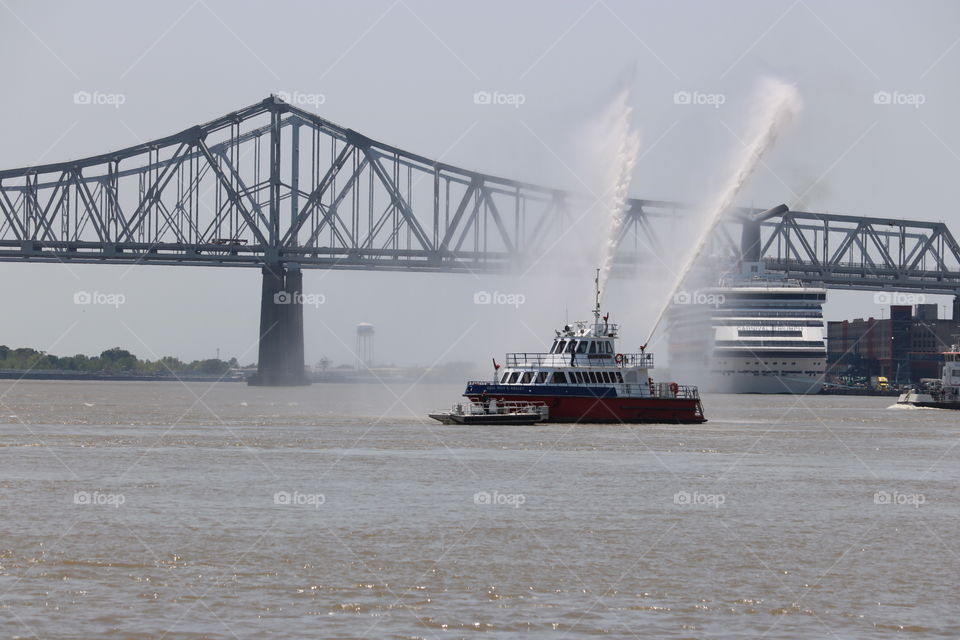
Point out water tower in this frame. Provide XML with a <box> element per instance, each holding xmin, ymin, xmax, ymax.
<box><xmin>356</xmin><ymin>323</ymin><xmax>375</xmax><ymax>369</ymax></box>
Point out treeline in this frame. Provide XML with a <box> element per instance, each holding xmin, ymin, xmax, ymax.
<box><xmin>0</xmin><ymin>346</ymin><xmax>239</xmax><ymax>375</ymax></box>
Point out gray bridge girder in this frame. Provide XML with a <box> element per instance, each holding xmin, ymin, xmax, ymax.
<box><xmin>3</xmin><ymin>96</ymin><xmax>960</xmax><ymax>383</ymax></box>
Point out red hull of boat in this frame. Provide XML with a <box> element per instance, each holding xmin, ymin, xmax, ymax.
<box><xmin>466</xmin><ymin>394</ymin><xmax>706</xmax><ymax>424</ymax></box>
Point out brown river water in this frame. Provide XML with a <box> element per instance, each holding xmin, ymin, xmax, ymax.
<box><xmin>0</xmin><ymin>380</ymin><xmax>957</xmax><ymax>638</ymax></box>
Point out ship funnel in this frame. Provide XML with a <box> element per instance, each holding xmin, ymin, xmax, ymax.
<box><xmin>740</xmin><ymin>204</ymin><xmax>788</xmax><ymax>263</ymax></box>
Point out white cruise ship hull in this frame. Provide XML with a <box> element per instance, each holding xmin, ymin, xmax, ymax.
<box><xmin>709</xmin><ymin>372</ymin><xmax>823</xmax><ymax>395</ymax></box>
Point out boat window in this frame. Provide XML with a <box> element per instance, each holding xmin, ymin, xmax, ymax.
<box><xmin>577</xmin><ymin>341</ymin><xmax>589</xmax><ymax>354</ymax></box>
<box><xmin>589</xmin><ymin>342</ymin><xmax>597</xmax><ymax>354</ymax></box>
<box><xmin>615</xmin><ymin>372</ymin><xmax>624</xmax><ymax>383</ymax></box>
<box><xmin>602</xmin><ymin>372</ymin><xmax>611</xmax><ymax>383</ymax></box>
<box><xmin>586</xmin><ymin>372</ymin><xmax>596</xmax><ymax>383</ymax></box>
<box><xmin>521</xmin><ymin>372</ymin><xmax>533</xmax><ymax>384</ymax></box>
<box><xmin>578</xmin><ymin>372</ymin><xmax>586</xmax><ymax>383</ymax></box>
<box><xmin>551</xmin><ymin>371</ymin><xmax>567</xmax><ymax>383</ymax></box>
<box><xmin>500</xmin><ymin>372</ymin><xmax>510</xmax><ymax>383</ymax></box>
<box><xmin>508</xmin><ymin>372</ymin><xmax>521</xmax><ymax>383</ymax></box>
<box><xmin>606</xmin><ymin>342</ymin><xmax>613</xmax><ymax>354</ymax></box>
<box><xmin>565</xmin><ymin>341</ymin><xmax>576</xmax><ymax>353</ymax></box>
<box><xmin>536</xmin><ymin>371</ymin><xmax>547</xmax><ymax>384</ymax></box>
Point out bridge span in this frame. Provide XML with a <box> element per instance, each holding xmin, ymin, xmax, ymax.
<box><xmin>1</xmin><ymin>96</ymin><xmax>958</xmax><ymax>384</ymax></box>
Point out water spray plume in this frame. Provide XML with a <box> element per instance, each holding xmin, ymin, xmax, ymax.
<box><xmin>643</xmin><ymin>78</ymin><xmax>802</xmax><ymax>348</ymax></box>
<box><xmin>596</xmin><ymin>89</ymin><xmax>642</xmax><ymax>305</ymax></box>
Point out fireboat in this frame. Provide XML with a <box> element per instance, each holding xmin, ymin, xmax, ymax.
<box><xmin>438</xmin><ymin>272</ymin><xmax>707</xmax><ymax>424</ymax></box>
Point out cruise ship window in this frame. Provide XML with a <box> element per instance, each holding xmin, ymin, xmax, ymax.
<box><xmin>551</xmin><ymin>372</ymin><xmax>566</xmax><ymax>384</ymax></box>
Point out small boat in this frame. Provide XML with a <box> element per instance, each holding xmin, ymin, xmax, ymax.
<box><xmin>452</xmin><ymin>271</ymin><xmax>707</xmax><ymax>424</ymax></box>
<box><xmin>898</xmin><ymin>344</ymin><xmax>960</xmax><ymax>409</ymax></box>
<box><xmin>429</xmin><ymin>400</ymin><xmax>548</xmax><ymax>425</ymax></box>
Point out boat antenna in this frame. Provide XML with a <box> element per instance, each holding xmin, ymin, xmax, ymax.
<box><xmin>593</xmin><ymin>268</ymin><xmax>601</xmax><ymax>326</ymax></box>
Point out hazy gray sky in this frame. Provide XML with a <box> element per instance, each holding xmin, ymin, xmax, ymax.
<box><xmin>2</xmin><ymin>0</ymin><xmax>959</xmax><ymax>368</ymax></box>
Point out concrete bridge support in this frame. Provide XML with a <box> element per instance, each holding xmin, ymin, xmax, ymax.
<box><xmin>248</xmin><ymin>263</ymin><xmax>309</xmax><ymax>386</ymax></box>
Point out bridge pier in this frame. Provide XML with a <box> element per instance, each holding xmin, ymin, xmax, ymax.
<box><xmin>247</xmin><ymin>263</ymin><xmax>310</xmax><ymax>386</ymax></box>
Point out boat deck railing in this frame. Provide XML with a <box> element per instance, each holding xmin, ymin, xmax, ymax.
<box><xmin>505</xmin><ymin>352</ymin><xmax>653</xmax><ymax>368</ymax></box>
<box><xmin>452</xmin><ymin>400</ymin><xmax>548</xmax><ymax>418</ymax></box>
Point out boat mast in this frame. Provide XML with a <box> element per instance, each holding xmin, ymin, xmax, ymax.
<box><xmin>593</xmin><ymin>268</ymin><xmax>601</xmax><ymax>326</ymax></box>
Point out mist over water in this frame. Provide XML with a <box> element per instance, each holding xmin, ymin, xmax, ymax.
<box><xmin>643</xmin><ymin>78</ymin><xmax>802</xmax><ymax>347</ymax></box>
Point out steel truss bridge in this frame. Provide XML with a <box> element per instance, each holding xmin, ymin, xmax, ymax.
<box><xmin>1</xmin><ymin>96</ymin><xmax>958</xmax><ymax>383</ymax></box>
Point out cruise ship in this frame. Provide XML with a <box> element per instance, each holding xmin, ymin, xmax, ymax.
<box><xmin>668</xmin><ymin>263</ymin><xmax>827</xmax><ymax>394</ymax></box>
